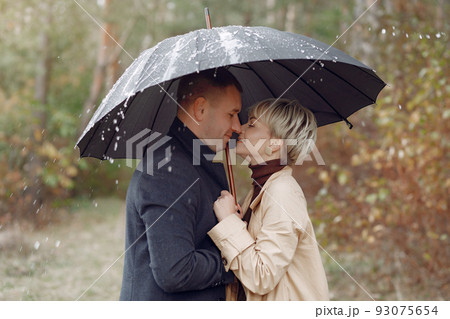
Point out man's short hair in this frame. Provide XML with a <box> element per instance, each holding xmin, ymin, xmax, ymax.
<box><xmin>176</xmin><ymin>68</ymin><xmax>242</xmax><ymax>107</ymax></box>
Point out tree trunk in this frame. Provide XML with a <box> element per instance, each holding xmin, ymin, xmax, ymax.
<box><xmin>285</xmin><ymin>2</ymin><xmax>297</xmax><ymax>32</ymax></box>
<box><xmin>79</xmin><ymin>0</ymin><xmax>113</xmax><ymax>134</ymax></box>
<box><xmin>266</xmin><ymin>0</ymin><xmax>276</xmax><ymax>26</ymax></box>
<box><xmin>25</xmin><ymin>10</ymin><xmax>52</xmax><ymax>223</ymax></box>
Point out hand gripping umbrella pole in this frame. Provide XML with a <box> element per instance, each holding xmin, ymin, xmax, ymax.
<box><xmin>205</xmin><ymin>8</ymin><xmax>238</xmax><ymax>205</ymax></box>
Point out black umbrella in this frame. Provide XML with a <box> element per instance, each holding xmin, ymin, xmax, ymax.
<box><xmin>76</xmin><ymin>25</ymin><xmax>385</xmax><ymax>160</ymax></box>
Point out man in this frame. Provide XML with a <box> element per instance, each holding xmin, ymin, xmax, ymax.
<box><xmin>120</xmin><ymin>68</ymin><xmax>242</xmax><ymax>300</ymax></box>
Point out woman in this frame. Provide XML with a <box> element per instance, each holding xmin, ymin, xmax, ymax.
<box><xmin>208</xmin><ymin>98</ymin><xmax>329</xmax><ymax>301</ymax></box>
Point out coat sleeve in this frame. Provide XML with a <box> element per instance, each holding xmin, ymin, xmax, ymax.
<box><xmin>136</xmin><ymin>164</ymin><xmax>232</xmax><ymax>293</ymax></box>
<box><xmin>208</xmin><ymin>182</ymin><xmax>307</xmax><ymax>295</ymax></box>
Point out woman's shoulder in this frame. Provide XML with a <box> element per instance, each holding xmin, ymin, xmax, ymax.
<box><xmin>266</xmin><ymin>171</ymin><xmax>305</xmax><ymax>198</ymax></box>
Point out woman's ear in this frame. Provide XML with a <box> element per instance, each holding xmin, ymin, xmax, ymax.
<box><xmin>193</xmin><ymin>96</ymin><xmax>207</xmax><ymax>121</ymax></box>
<box><xmin>270</xmin><ymin>138</ymin><xmax>283</xmax><ymax>153</ymax></box>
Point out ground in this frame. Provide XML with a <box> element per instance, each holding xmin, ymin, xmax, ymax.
<box><xmin>0</xmin><ymin>197</ymin><xmax>439</xmax><ymax>301</ymax></box>
<box><xmin>0</xmin><ymin>198</ymin><xmax>125</xmax><ymax>301</ymax></box>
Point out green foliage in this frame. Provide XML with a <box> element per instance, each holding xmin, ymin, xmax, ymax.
<box><xmin>307</xmin><ymin>5</ymin><xmax>449</xmax><ymax>298</ymax></box>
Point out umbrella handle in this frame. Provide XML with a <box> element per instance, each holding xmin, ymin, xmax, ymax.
<box><xmin>225</xmin><ymin>144</ymin><xmax>237</xmax><ymax>205</ymax></box>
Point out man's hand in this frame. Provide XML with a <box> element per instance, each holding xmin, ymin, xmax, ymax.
<box><xmin>213</xmin><ymin>190</ymin><xmax>243</xmax><ymax>222</ymax></box>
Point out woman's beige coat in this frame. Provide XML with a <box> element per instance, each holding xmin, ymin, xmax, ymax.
<box><xmin>208</xmin><ymin>166</ymin><xmax>329</xmax><ymax>301</ymax></box>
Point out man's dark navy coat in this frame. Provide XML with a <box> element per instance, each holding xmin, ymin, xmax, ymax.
<box><xmin>120</xmin><ymin>117</ymin><xmax>234</xmax><ymax>300</ymax></box>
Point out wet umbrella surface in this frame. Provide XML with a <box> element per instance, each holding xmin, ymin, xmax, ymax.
<box><xmin>77</xmin><ymin>25</ymin><xmax>386</xmax><ymax>160</ymax></box>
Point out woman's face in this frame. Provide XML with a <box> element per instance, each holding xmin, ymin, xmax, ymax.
<box><xmin>235</xmin><ymin>115</ymin><xmax>274</xmax><ymax>165</ymax></box>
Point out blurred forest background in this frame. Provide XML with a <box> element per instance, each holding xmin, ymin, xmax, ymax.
<box><xmin>0</xmin><ymin>0</ymin><xmax>448</xmax><ymax>300</ymax></box>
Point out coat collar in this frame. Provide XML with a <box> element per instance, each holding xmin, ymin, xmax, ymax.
<box><xmin>169</xmin><ymin>117</ymin><xmax>229</xmax><ymax>191</ymax></box>
<box><xmin>248</xmin><ymin>166</ymin><xmax>293</xmax><ymax>210</ymax></box>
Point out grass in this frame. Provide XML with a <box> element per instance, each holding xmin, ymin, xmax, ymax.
<box><xmin>0</xmin><ymin>198</ymin><xmax>125</xmax><ymax>301</ymax></box>
<box><xmin>1</xmin><ymin>197</ymin><xmax>445</xmax><ymax>300</ymax></box>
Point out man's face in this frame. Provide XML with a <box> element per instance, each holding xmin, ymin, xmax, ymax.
<box><xmin>201</xmin><ymin>85</ymin><xmax>242</xmax><ymax>152</ymax></box>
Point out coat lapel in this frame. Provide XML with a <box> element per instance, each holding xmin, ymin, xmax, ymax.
<box><xmin>249</xmin><ymin>166</ymin><xmax>293</xmax><ymax>210</ymax></box>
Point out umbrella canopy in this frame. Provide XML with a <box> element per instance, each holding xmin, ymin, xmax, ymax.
<box><xmin>77</xmin><ymin>25</ymin><xmax>386</xmax><ymax>160</ymax></box>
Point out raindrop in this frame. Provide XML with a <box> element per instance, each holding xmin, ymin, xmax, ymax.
<box><xmin>406</xmin><ymin>33</ymin><xmax>409</xmax><ymax>38</ymax></box>
<box><xmin>109</xmin><ymin>158</ymin><xmax>114</xmax><ymax>164</ymax></box>
<box><xmin>392</xmin><ymin>32</ymin><xmax>396</xmax><ymax>36</ymax></box>
<box><xmin>435</xmin><ymin>33</ymin><xmax>441</xmax><ymax>39</ymax></box>
<box><xmin>389</xmin><ymin>147</ymin><xmax>395</xmax><ymax>157</ymax></box>
<box><xmin>398</xmin><ymin>104</ymin><xmax>402</xmax><ymax>110</ymax></box>
<box><xmin>115</xmin><ymin>126</ymin><xmax>120</xmax><ymax>132</ymax></box>
<box><xmin>362</xmin><ymin>121</ymin><xmax>366</xmax><ymax>127</ymax></box>
<box><xmin>419</xmin><ymin>34</ymin><xmax>423</xmax><ymax>39</ymax></box>
<box><xmin>167</xmin><ymin>166</ymin><xmax>172</xmax><ymax>172</ymax></box>
<box><xmin>381</xmin><ymin>29</ymin><xmax>386</xmax><ymax>35</ymax></box>
<box><xmin>269</xmin><ymin>59</ymin><xmax>273</xmax><ymax>62</ymax></box>
<box><xmin>425</xmin><ymin>34</ymin><xmax>430</xmax><ymax>39</ymax></box>
<box><xmin>114</xmin><ymin>142</ymin><xmax>118</xmax><ymax>151</ymax></box>
<box><xmin>55</xmin><ymin>240</ymin><xmax>60</xmax><ymax>248</ymax></box>
<box><xmin>113</xmin><ymin>119</ymin><xmax>118</xmax><ymax>124</ymax></box>
<box><xmin>93</xmin><ymin>201</ymin><xmax>98</xmax><ymax>208</ymax></box>
<box><xmin>115</xmin><ymin>180</ymin><xmax>119</xmax><ymax>184</ymax></box>
<box><xmin>34</xmin><ymin>241</ymin><xmax>40</xmax><ymax>250</ymax></box>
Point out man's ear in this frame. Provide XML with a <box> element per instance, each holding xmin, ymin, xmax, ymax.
<box><xmin>192</xmin><ymin>96</ymin><xmax>207</xmax><ymax>121</ymax></box>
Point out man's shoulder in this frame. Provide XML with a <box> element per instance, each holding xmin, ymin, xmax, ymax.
<box><xmin>138</xmin><ymin>135</ymin><xmax>198</xmax><ymax>181</ymax></box>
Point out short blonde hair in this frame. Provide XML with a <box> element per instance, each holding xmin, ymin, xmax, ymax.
<box><xmin>249</xmin><ymin>98</ymin><xmax>317</xmax><ymax>164</ymax></box>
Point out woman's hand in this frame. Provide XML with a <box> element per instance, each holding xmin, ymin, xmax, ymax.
<box><xmin>213</xmin><ymin>190</ymin><xmax>243</xmax><ymax>222</ymax></box>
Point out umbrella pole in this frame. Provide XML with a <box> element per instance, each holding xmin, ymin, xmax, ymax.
<box><xmin>204</xmin><ymin>7</ymin><xmax>238</xmax><ymax>205</ymax></box>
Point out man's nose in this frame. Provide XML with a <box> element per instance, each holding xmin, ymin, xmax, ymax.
<box><xmin>232</xmin><ymin>115</ymin><xmax>242</xmax><ymax>134</ymax></box>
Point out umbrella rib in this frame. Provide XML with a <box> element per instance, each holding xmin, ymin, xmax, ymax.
<box><xmin>315</xmin><ymin>61</ymin><xmax>380</xmax><ymax>104</ymax></box>
<box><xmin>350</xmin><ymin>64</ymin><xmax>386</xmax><ymax>86</ymax></box>
<box><xmin>78</xmin><ymin>99</ymin><xmax>122</xmax><ymax>159</ymax></box>
<box><xmin>274</xmin><ymin>60</ymin><xmax>353</xmax><ymax>128</ymax></box>
<box><xmin>103</xmin><ymin>94</ymin><xmax>138</xmax><ymax>159</ymax></box>
<box><xmin>243</xmin><ymin>62</ymin><xmax>278</xmax><ymax>98</ymax></box>
<box><xmin>150</xmin><ymin>80</ymin><xmax>176</xmax><ymax>129</ymax></box>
